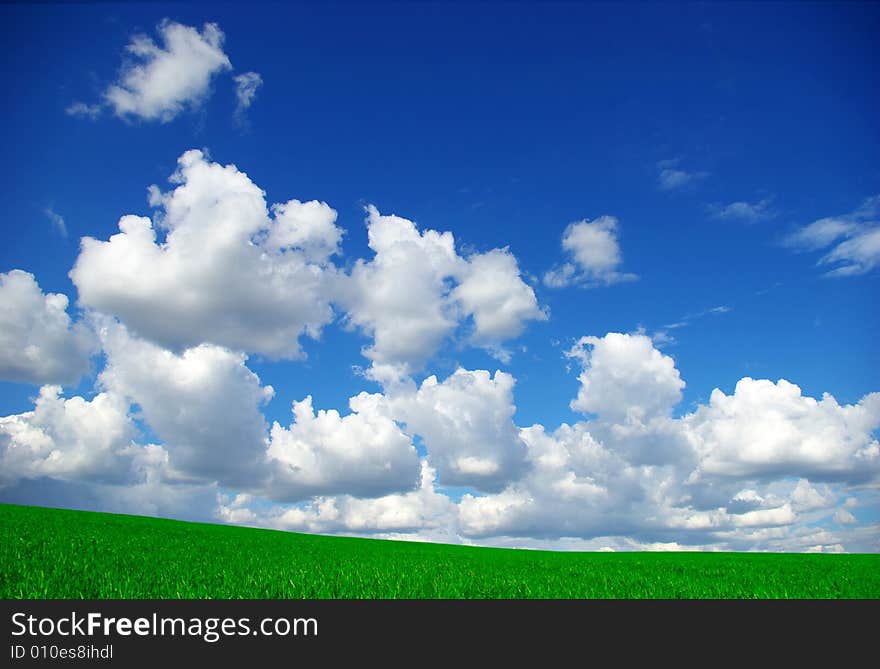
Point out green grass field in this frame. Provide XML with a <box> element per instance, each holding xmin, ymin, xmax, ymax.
<box><xmin>1</xmin><ymin>503</ymin><xmax>877</xmax><ymax>598</ymax></box>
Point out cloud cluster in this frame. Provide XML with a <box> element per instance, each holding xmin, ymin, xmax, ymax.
<box><xmin>452</xmin><ymin>334</ymin><xmax>879</xmax><ymax>546</ymax></box>
<box><xmin>160</xmin><ymin>333</ymin><xmax>880</xmax><ymax>551</ymax></box>
<box><xmin>70</xmin><ymin>153</ymin><xmax>543</xmax><ymax>378</ymax></box>
<box><xmin>543</xmin><ymin>217</ymin><xmax>637</xmax><ymax>288</ymax></box>
<box><xmin>0</xmin><ymin>270</ymin><xmax>95</xmax><ymax>385</ymax></box>
<box><xmin>784</xmin><ymin>195</ymin><xmax>880</xmax><ymax>277</ymax></box>
<box><xmin>2</xmin><ymin>322</ymin><xmax>878</xmax><ymax>551</ymax></box>
<box><xmin>3</xmin><ymin>145</ymin><xmax>878</xmax><ymax>552</ymax></box>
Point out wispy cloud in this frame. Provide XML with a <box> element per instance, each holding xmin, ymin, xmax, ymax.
<box><xmin>233</xmin><ymin>71</ymin><xmax>263</xmax><ymax>127</ymax></box>
<box><xmin>649</xmin><ymin>305</ymin><xmax>732</xmax><ymax>345</ymax></box>
<box><xmin>663</xmin><ymin>304</ymin><xmax>731</xmax><ymax>330</ymax></box>
<box><xmin>44</xmin><ymin>207</ymin><xmax>67</xmax><ymax>237</ymax></box>
<box><xmin>707</xmin><ymin>198</ymin><xmax>774</xmax><ymax>223</ymax></box>
<box><xmin>783</xmin><ymin>195</ymin><xmax>880</xmax><ymax>277</ymax></box>
<box><xmin>65</xmin><ymin>102</ymin><xmax>102</xmax><ymax>120</ymax></box>
<box><xmin>657</xmin><ymin>158</ymin><xmax>708</xmax><ymax>191</ymax></box>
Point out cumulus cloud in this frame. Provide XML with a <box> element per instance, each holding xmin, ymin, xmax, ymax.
<box><xmin>543</xmin><ymin>217</ymin><xmax>637</xmax><ymax>288</ymax></box>
<box><xmin>2</xmin><ymin>321</ymin><xmax>878</xmax><ymax>551</ymax></box>
<box><xmin>455</xmin><ymin>333</ymin><xmax>879</xmax><ymax>547</ymax></box>
<box><xmin>3</xmin><ymin>142</ymin><xmax>878</xmax><ymax>552</ymax></box>
<box><xmin>265</xmin><ymin>392</ymin><xmax>420</xmax><ymax>501</ymax></box>
<box><xmin>388</xmin><ymin>369</ymin><xmax>528</xmax><ymax>491</ymax></box>
<box><xmin>0</xmin><ymin>270</ymin><xmax>95</xmax><ymax>385</ymax></box>
<box><xmin>784</xmin><ymin>195</ymin><xmax>880</xmax><ymax>277</ymax></box>
<box><xmin>74</xmin><ymin>20</ymin><xmax>233</xmax><ymax>122</ymax></box>
<box><xmin>0</xmin><ymin>385</ymin><xmax>140</xmax><ymax>484</ymax></box>
<box><xmin>682</xmin><ymin>378</ymin><xmax>880</xmax><ymax>482</ymax></box>
<box><xmin>458</xmin><ymin>420</ymin><xmax>673</xmax><ymax>540</ymax></box>
<box><xmin>339</xmin><ymin>206</ymin><xmax>543</xmax><ymax>381</ymax></box>
<box><xmin>233</xmin><ymin>71</ymin><xmax>263</xmax><ymax>125</ymax></box>
<box><xmin>338</xmin><ymin>206</ymin><xmax>459</xmax><ymax>380</ymax></box>
<box><xmin>221</xmin><ymin>460</ymin><xmax>457</xmax><ymax>539</ymax></box>
<box><xmin>71</xmin><ymin>149</ymin><xmax>342</xmax><ymax>359</ymax></box>
<box><xmin>452</xmin><ymin>247</ymin><xmax>547</xmax><ymax>356</ymax></box>
<box><xmin>98</xmin><ymin>321</ymin><xmax>274</xmax><ymax>487</ymax></box>
<box><xmin>789</xmin><ymin>479</ymin><xmax>836</xmax><ymax>512</ymax></box>
<box><xmin>708</xmin><ymin>198</ymin><xmax>774</xmax><ymax>223</ymax></box>
<box><xmin>566</xmin><ymin>333</ymin><xmax>684</xmax><ymax>422</ymax></box>
<box><xmin>96</xmin><ymin>320</ymin><xmax>424</xmax><ymax>501</ymax></box>
<box><xmin>266</xmin><ymin>199</ymin><xmax>342</xmax><ymax>263</ymax></box>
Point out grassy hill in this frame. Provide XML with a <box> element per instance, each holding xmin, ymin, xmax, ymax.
<box><xmin>1</xmin><ymin>503</ymin><xmax>877</xmax><ymax>598</ymax></box>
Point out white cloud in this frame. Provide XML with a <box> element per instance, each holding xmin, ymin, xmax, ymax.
<box><xmin>566</xmin><ymin>332</ymin><xmax>684</xmax><ymax>422</ymax></box>
<box><xmin>65</xmin><ymin>102</ymin><xmax>102</xmax><ymax>120</ymax></box>
<box><xmin>805</xmin><ymin>543</ymin><xmax>846</xmax><ymax>554</ymax></box>
<box><xmin>657</xmin><ymin>159</ymin><xmax>708</xmax><ymax>191</ymax></box>
<box><xmin>833</xmin><ymin>509</ymin><xmax>857</xmax><ymax>525</ymax></box>
<box><xmin>44</xmin><ymin>207</ymin><xmax>67</xmax><ymax>237</ymax></box>
<box><xmin>98</xmin><ymin>321</ymin><xmax>274</xmax><ymax>487</ymax></box>
<box><xmin>708</xmin><ymin>198</ymin><xmax>774</xmax><ymax>223</ymax></box>
<box><xmin>266</xmin><ymin>199</ymin><xmax>342</xmax><ymax>263</ymax></box>
<box><xmin>97</xmin><ymin>319</ymin><xmax>423</xmax><ymax>501</ymax></box>
<box><xmin>103</xmin><ymin>20</ymin><xmax>232</xmax><ymax>122</ymax></box>
<box><xmin>790</xmin><ymin>479</ymin><xmax>836</xmax><ymax>512</ymax></box>
<box><xmin>233</xmin><ymin>71</ymin><xmax>263</xmax><ymax>124</ymax></box>
<box><xmin>221</xmin><ymin>460</ymin><xmax>457</xmax><ymax>538</ymax></box>
<box><xmin>683</xmin><ymin>378</ymin><xmax>880</xmax><ymax>482</ymax></box>
<box><xmin>458</xmin><ymin>421</ymin><xmax>662</xmax><ymax>539</ymax></box>
<box><xmin>0</xmin><ymin>385</ymin><xmax>139</xmax><ymax>484</ymax></box>
<box><xmin>543</xmin><ymin>217</ymin><xmax>637</xmax><ymax>288</ymax></box>
<box><xmin>658</xmin><ymin>169</ymin><xmax>693</xmax><ymax>190</ymax></box>
<box><xmin>454</xmin><ymin>334</ymin><xmax>879</xmax><ymax>547</ymax></box>
<box><xmin>819</xmin><ymin>228</ymin><xmax>880</xmax><ymax>277</ymax></box>
<box><xmin>0</xmin><ymin>270</ymin><xmax>95</xmax><ymax>385</ymax></box>
<box><xmin>784</xmin><ymin>195</ymin><xmax>880</xmax><ymax>277</ymax></box>
<box><xmin>388</xmin><ymin>369</ymin><xmax>528</xmax><ymax>491</ymax></box>
<box><xmin>2</xmin><ymin>319</ymin><xmax>878</xmax><ymax>551</ymax></box>
<box><xmin>265</xmin><ymin>392</ymin><xmax>420</xmax><ymax>501</ymax></box>
<box><xmin>71</xmin><ymin>149</ymin><xmax>342</xmax><ymax>359</ymax></box>
<box><xmin>339</xmin><ymin>206</ymin><xmax>543</xmax><ymax>381</ymax></box>
<box><xmin>0</xmin><ymin>475</ymin><xmax>219</xmax><ymax>525</ymax></box>
<box><xmin>663</xmin><ymin>305</ymin><xmax>731</xmax><ymax>330</ymax></box>
<box><xmin>3</xmin><ymin>158</ymin><xmax>878</xmax><ymax>554</ymax></box>
<box><xmin>339</xmin><ymin>206</ymin><xmax>459</xmax><ymax>381</ymax></box>
<box><xmin>451</xmin><ymin>248</ymin><xmax>546</xmax><ymax>353</ymax></box>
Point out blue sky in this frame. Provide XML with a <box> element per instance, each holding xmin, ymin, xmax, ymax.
<box><xmin>0</xmin><ymin>2</ymin><xmax>877</xmax><ymax>552</ymax></box>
